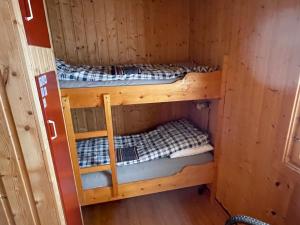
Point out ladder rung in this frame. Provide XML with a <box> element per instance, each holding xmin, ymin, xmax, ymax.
<box><xmin>75</xmin><ymin>130</ymin><xmax>108</xmax><ymax>140</ymax></box>
<box><xmin>80</xmin><ymin>164</ymin><xmax>111</xmax><ymax>174</ymax></box>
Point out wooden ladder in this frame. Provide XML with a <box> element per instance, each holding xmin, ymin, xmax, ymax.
<box><xmin>101</xmin><ymin>94</ymin><xmax>118</xmax><ymax>196</ymax></box>
<box><xmin>62</xmin><ymin>94</ymin><xmax>118</xmax><ymax>201</ymax></box>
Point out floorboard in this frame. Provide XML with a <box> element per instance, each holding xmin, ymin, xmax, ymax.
<box><xmin>82</xmin><ymin>187</ymin><xmax>229</xmax><ymax>225</ymax></box>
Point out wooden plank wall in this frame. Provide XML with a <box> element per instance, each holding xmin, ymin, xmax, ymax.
<box><xmin>187</xmin><ymin>99</ymin><xmax>223</xmax><ymax>147</ymax></box>
<box><xmin>0</xmin><ymin>75</ymin><xmax>39</xmax><ymax>225</ymax></box>
<box><xmin>46</xmin><ymin>0</ymin><xmax>192</xmax><ymax>134</ymax></box>
<box><xmin>46</xmin><ymin>0</ymin><xmax>190</xmax><ymax>65</ymax></box>
<box><xmin>0</xmin><ymin>0</ymin><xmax>67</xmax><ymax>224</ymax></box>
<box><xmin>72</xmin><ymin>102</ymin><xmax>192</xmax><ymax>135</ymax></box>
<box><xmin>189</xmin><ymin>0</ymin><xmax>300</xmax><ymax>224</ymax></box>
<box><xmin>46</xmin><ymin>1</ymin><xmax>300</xmax><ymax>224</ymax></box>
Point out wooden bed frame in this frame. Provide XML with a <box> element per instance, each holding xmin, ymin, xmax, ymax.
<box><xmin>61</xmin><ymin>71</ymin><xmax>221</xmax><ymax>108</ymax></box>
<box><xmin>61</xmin><ymin>69</ymin><xmax>224</xmax><ymax>206</ymax></box>
<box><xmin>80</xmin><ymin>163</ymin><xmax>215</xmax><ymax>205</ymax></box>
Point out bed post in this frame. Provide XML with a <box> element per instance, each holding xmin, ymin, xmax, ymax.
<box><xmin>210</xmin><ymin>55</ymin><xmax>229</xmax><ymax>202</ymax></box>
<box><xmin>103</xmin><ymin>94</ymin><xmax>119</xmax><ymax>197</ymax></box>
<box><xmin>61</xmin><ymin>97</ymin><xmax>84</xmax><ymax>203</ymax></box>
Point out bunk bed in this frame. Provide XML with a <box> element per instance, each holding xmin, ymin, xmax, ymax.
<box><xmin>59</xmin><ymin>59</ymin><xmax>226</xmax><ymax>206</ymax></box>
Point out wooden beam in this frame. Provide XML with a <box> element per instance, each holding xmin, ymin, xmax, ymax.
<box><xmin>61</xmin><ymin>72</ymin><xmax>222</xmax><ymax>108</ymax></box>
<box><xmin>0</xmin><ymin>0</ymin><xmax>64</xmax><ymax>223</ymax></box>
<box><xmin>210</xmin><ymin>55</ymin><xmax>229</xmax><ymax>202</ymax></box>
<box><xmin>80</xmin><ymin>165</ymin><xmax>111</xmax><ymax>174</ymax></box>
<box><xmin>61</xmin><ymin>97</ymin><xmax>84</xmax><ymax>203</ymax></box>
<box><xmin>103</xmin><ymin>95</ymin><xmax>118</xmax><ymax>197</ymax></box>
<box><xmin>0</xmin><ymin>72</ymin><xmax>40</xmax><ymax>225</ymax></box>
<box><xmin>75</xmin><ymin>130</ymin><xmax>108</xmax><ymax>140</ymax></box>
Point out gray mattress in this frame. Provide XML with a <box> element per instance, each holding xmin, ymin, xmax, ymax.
<box><xmin>81</xmin><ymin>152</ymin><xmax>213</xmax><ymax>190</ymax></box>
<box><xmin>59</xmin><ymin>78</ymin><xmax>179</xmax><ymax>88</ymax></box>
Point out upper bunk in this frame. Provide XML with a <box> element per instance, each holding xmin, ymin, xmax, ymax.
<box><xmin>57</xmin><ymin>59</ymin><xmax>223</xmax><ymax>108</ymax></box>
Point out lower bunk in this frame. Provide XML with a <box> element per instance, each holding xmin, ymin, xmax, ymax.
<box><xmin>82</xmin><ymin>152</ymin><xmax>213</xmax><ymax>189</ymax></box>
<box><xmin>74</xmin><ymin>119</ymin><xmax>215</xmax><ymax>205</ymax></box>
<box><xmin>81</xmin><ymin>159</ymin><xmax>215</xmax><ymax>205</ymax></box>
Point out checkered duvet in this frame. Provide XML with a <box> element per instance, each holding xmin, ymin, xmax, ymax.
<box><xmin>56</xmin><ymin>59</ymin><xmax>218</xmax><ymax>82</ymax></box>
<box><xmin>77</xmin><ymin>119</ymin><xmax>209</xmax><ymax>168</ymax></box>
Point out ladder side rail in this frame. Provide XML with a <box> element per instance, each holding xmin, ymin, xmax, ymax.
<box><xmin>61</xmin><ymin>97</ymin><xmax>84</xmax><ymax>203</ymax></box>
<box><xmin>103</xmin><ymin>94</ymin><xmax>118</xmax><ymax>196</ymax></box>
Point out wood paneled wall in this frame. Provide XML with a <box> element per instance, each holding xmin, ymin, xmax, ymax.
<box><xmin>46</xmin><ymin>0</ymin><xmax>193</xmax><ymax>135</ymax></box>
<box><xmin>189</xmin><ymin>0</ymin><xmax>230</xmax><ymax>66</ymax></box>
<box><xmin>0</xmin><ymin>0</ymin><xmax>66</xmax><ymax>224</ymax></box>
<box><xmin>46</xmin><ymin>0</ymin><xmax>190</xmax><ymax>65</ymax></box>
<box><xmin>0</xmin><ymin>76</ymin><xmax>39</xmax><ymax>225</ymax></box>
<box><xmin>190</xmin><ymin>0</ymin><xmax>300</xmax><ymax>224</ymax></box>
<box><xmin>72</xmin><ymin>101</ymin><xmax>210</xmax><ymax>136</ymax></box>
<box><xmin>45</xmin><ymin>1</ymin><xmax>300</xmax><ymax>224</ymax></box>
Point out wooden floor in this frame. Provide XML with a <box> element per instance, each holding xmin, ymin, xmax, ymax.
<box><xmin>82</xmin><ymin>187</ymin><xmax>229</xmax><ymax>225</ymax></box>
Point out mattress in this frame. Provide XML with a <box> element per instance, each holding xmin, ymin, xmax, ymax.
<box><xmin>77</xmin><ymin>119</ymin><xmax>209</xmax><ymax>167</ymax></box>
<box><xmin>59</xmin><ymin>78</ymin><xmax>178</xmax><ymax>88</ymax></box>
<box><xmin>81</xmin><ymin>152</ymin><xmax>213</xmax><ymax>190</ymax></box>
<box><xmin>56</xmin><ymin>59</ymin><xmax>219</xmax><ymax>88</ymax></box>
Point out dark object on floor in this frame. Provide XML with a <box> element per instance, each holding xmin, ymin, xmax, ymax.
<box><xmin>198</xmin><ymin>185</ymin><xmax>206</xmax><ymax>195</ymax></box>
<box><xmin>225</xmin><ymin>215</ymin><xmax>270</xmax><ymax>225</ymax></box>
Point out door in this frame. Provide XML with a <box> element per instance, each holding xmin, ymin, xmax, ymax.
<box><xmin>18</xmin><ymin>0</ymin><xmax>51</xmax><ymax>47</ymax></box>
<box><xmin>35</xmin><ymin>71</ymin><xmax>83</xmax><ymax>225</ymax></box>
